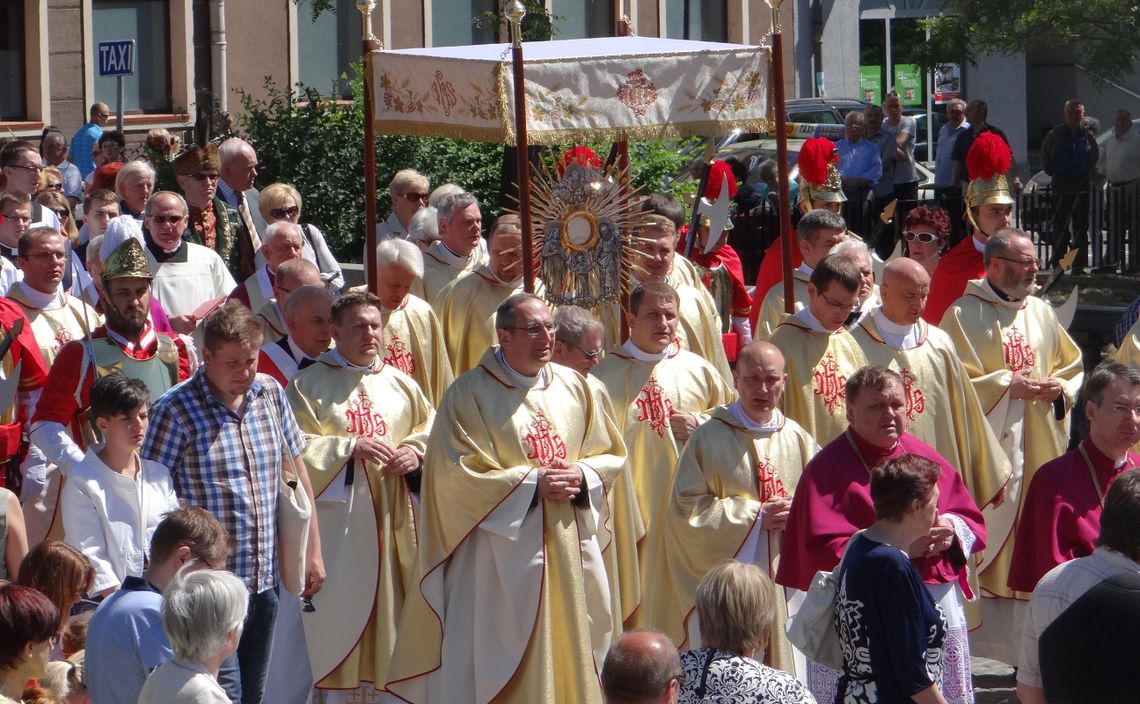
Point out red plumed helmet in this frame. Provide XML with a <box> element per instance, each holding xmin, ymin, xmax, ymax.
<box><xmin>798</xmin><ymin>137</ymin><xmax>838</xmax><ymax>186</ymax></box>
<box><xmin>966</xmin><ymin>132</ymin><xmax>1012</xmax><ymax>182</ymax></box>
<box><xmin>704</xmin><ymin>160</ymin><xmax>738</xmax><ymax>201</ymax></box>
<box><xmin>558</xmin><ymin>145</ymin><xmax>602</xmax><ymax>176</ymax></box>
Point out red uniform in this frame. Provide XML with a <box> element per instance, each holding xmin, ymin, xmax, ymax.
<box><xmin>0</xmin><ymin>298</ymin><xmax>48</xmax><ymax>465</ymax></box>
<box><xmin>749</xmin><ymin>234</ymin><xmax>804</xmax><ymax>332</ymax></box>
<box><xmin>924</xmin><ymin>236</ymin><xmax>985</xmax><ymax>325</ymax></box>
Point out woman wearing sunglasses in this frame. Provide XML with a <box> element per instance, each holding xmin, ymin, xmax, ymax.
<box><xmin>258</xmin><ymin>183</ymin><xmax>344</xmax><ymax>293</ymax></box>
<box><xmin>901</xmin><ymin>206</ymin><xmax>951</xmax><ymax>276</ymax></box>
<box><xmin>34</xmin><ymin>190</ymin><xmax>80</xmax><ymax>247</ymax></box>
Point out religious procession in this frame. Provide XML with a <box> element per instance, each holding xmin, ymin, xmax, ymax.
<box><xmin>2</xmin><ymin>7</ymin><xmax>1140</xmax><ymax>704</ymax></box>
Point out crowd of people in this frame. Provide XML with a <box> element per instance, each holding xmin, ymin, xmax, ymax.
<box><xmin>0</xmin><ymin>94</ymin><xmax>1138</xmax><ymax>704</ymax></box>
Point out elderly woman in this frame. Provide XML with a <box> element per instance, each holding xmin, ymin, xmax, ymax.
<box><xmin>679</xmin><ymin>561</ymin><xmax>815</xmax><ymax>704</ymax></box>
<box><xmin>16</xmin><ymin>542</ymin><xmax>95</xmax><ymax>637</ymax></box>
<box><xmin>0</xmin><ymin>583</ymin><xmax>60</xmax><ymax>704</ymax></box>
<box><xmin>138</xmin><ymin>570</ymin><xmax>248</xmax><ymax>704</ymax></box>
<box><xmin>900</xmin><ymin>206</ymin><xmax>951</xmax><ymax>276</ymax></box>
<box><xmin>258</xmin><ymin>182</ymin><xmax>344</xmax><ymax>292</ymax></box>
<box><xmin>836</xmin><ymin>454</ymin><xmax>948</xmax><ymax>704</ymax></box>
<box><xmin>407</xmin><ymin>206</ymin><xmax>439</xmax><ymax>251</ymax></box>
<box><xmin>114</xmin><ymin>160</ymin><xmax>155</xmax><ymax>220</ymax></box>
<box><xmin>380</xmin><ymin>168</ymin><xmax>430</xmax><ymax>240</ymax></box>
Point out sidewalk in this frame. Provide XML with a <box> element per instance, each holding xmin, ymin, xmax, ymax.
<box><xmin>973</xmin><ymin>657</ymin><xmax>1018</xmax><ymax>704</ymax></box>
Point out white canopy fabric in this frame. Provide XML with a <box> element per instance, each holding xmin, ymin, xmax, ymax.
<box><xmin>372</xmin><ymin>36</ymin><xmax>771</xmax><ymax>145</ymax></box>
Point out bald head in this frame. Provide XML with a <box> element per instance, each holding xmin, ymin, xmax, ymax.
<box><xmin>734</xmin><ymin>341</ymin><xmax>787</xmax><ymax>425</ymax></box>
<box><xmin>737</xmin><ymin>340</ymin><xmax>784</xmax><ymax>375</ymax></box>
<box><xmin>878</xmin><ymin>257</ymin><xmax>930</xmax><ymax>326</ymax></box>
<box><xmin>275</xmin><ymin>258</ymin><xmax>321</xmax><ymax>294</ymax></box>
<box><xmin>601</xmin><ymin>630</ymin><xmax>681</xmax><ymax>704</ymax></box>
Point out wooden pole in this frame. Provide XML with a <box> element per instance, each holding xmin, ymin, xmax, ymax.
<box><xmin>617</xmin><ymin>12</ymin><xmax>630</xmax><ymax>341</ymax></box>
<box><xmin>508</xmin><ymin>14</ymin><xmax>536</xmax><ymax>294</ymax></box>
<box><xmin>360</xmin><ymin>2</ymin><xmax>380</xmax><ymax>294</ymax></box>
<box><xmin>770</xmin><ymin>7</ymin><xmax>796</xmax><ymax>314</ymax></box>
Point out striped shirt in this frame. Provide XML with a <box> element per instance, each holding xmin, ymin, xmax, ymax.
<box><xmin>141</xmin><ymin>370</ymin><xmax>304</xmax><ymax>592</ymax></box>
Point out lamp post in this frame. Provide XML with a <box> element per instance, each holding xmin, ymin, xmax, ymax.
<box><xmin>358</xmin><ymin>0</ymin><xmax>380</xmax><ymax>294</ymax></box>
<box><xmin>768</xmin><ymin>0</ymin><xmax>796</xmax><ymax>313</ymax></box>
<box><xmin>506</xmin><ymin>0</ymin><xmax>536</xmax><ymax>294</ymax></box>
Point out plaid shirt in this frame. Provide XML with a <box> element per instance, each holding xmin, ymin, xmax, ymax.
<box><xmin>141</xmin><ymin>370</ymin><xmax>304</xmax><ymax>592</ymax></box>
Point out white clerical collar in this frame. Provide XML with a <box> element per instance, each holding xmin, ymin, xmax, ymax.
<box><xmin>796</xmin><ymin>262</ymin><xmax>814</xmax><ymax>277</ymax></box>
<box><xmin>17</xmin><ymin>280</ymin><xmax>64</xmax><ymax>310</ymax></box>
<box><xmin>980</xmin><ymin>277</ymin><xmax>1026</xmax><ymax>309</ymax></box>
<box><xmin>729</xmin><ymin>402</ymin><xmax>783</xmax><ymax>432</ymax></box>
<box><xmin>792</xmin><ymin>306</ymin><xmax>830</xmax><ymax>333</ymax></box>
<box><xmin>620</xmin><ymin>338</ymin><xmax>670</xmax><ymax>362</ymax></box>
<box><xmin>495</xmin><ymin>348</ymin><xmax>548</xmax><ymax>388</ymax></box>
<box><xmin>328</xmin><ymin>348</ymin><xmax>379</xmax><ymax>373</ymax></box>
<box><xmin>872</xmin><ymin>308</ymin><xmax>921</xmax><ymax>349</ymax></box>
<box><xmin>486</xmin><ymin>266</ymin><xmax>523</xmax><ymax>290</ymax></box>
<box><xmin>972</xmin><ymin>235</ymin><xmax>986</xmax><ymax>254</ymax></box>
<box><xmin>434</xmin><ymin>241</ymin><xmax>473</xmax><ymax>267</ymax></box>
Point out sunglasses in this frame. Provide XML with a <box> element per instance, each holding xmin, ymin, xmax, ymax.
<box><xmin>51</xmin><ymin>207</ymin><xmax>70</xmax><ymax>219</ymax></box>
<box><xmin>903</xmin><ymin>231</ymin><xmax>942</xmax><ymax>244</ymax></box>
<box><xmin>44</xmin><ymin>182</ymin><xmax>64</xmax><ymax>191</ymax></box>
<box><xmin>270</xmin><ymin>205</ymin><xmax>300</xmax><ymax>219</ymax></box>
<box><xmin>399</xmin><ymin>192</ymin><xmax>429</xmax><ymax>203</ymax></box>
<box><xmin>149</xmin><ymin>214</ymin><xmax>185</xmax><ymax>225</ymax></box>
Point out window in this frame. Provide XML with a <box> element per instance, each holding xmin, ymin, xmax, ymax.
<box><xmin>0</xmin><ymin>2</ymin><xmax>26</xmax><ymax>120</ymax></box>
<box><xmin>431</xmin><ymin>0</ymin><xmax>497</xmax><ymax>47</ymax></box>
<box><xmin>297</xmin><ymin>0</ymin><xmax>358</xmax><ymax>98</ymax></box>
<box><xmin>92</xmin><ymin>0</ymin><xmax>171</xmax><ymax>113</ymax></box>
<box><xmin>664</xmin><ymin>0</ymin><xmax>726</xmax><ymax>42</ymax></box>
<box><xmin>555</xmin><ymin>0</ymin><xmax>615</xmax><ymax>39</ymax></box>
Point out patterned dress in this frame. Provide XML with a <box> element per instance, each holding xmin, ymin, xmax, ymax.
<box><xmin>678</xmin><ymin>648</ymin><xmax>816</xmax><ymax>704</ymax></box>
<box><xmin>836</xmin><ymin>534</ymin><xmax>946</xmax><ymax>704</ymax></box>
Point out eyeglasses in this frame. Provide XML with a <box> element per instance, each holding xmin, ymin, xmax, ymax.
<box><xmin>820</xmin><ymin>291</ymin><xmax>855</xmax><ymax>310</ymax></box>
<box><xmin>24</xmin><ymin>251</ymin><xmax>67</xmax><ymax>262</ymax></box>
<box><xmin>8</xmin><ymin>163</ymin><xmax>42</xmax><ymax>174</ymax></box>
<box><xmin>270</xmin><ymin>205</ymin><xmax>300</xmax><ymax>219</ymax></box>
<box><xmin>1</xmin><ymin>212</ymin><xmax>31</xmax><ymax>223</ymax></box>
<box><xmin>51</xmin><ymin>207</ymin><xmax>70</xmax><ymax>219</ymax></box>
<box><xmin>903</xmin><ymin>231</ymin><xmax>942</xmax><ymax>244</ymax></box>
<box><xmin>1101</xmin><ymin>402</ymin><xmax>1140</xmax><ymax>417</ymax></box>
<box><xmin>994</xmin><ymin>255</ymin><xmax>1041</xmax><ymax>268</ymax></box>
<box><xmin>571</xmin><ymin>342</ymin><xmax>603</xmax><ymax>359</ymax></box>
<box><xmin>399</xmin><ymin>192</ymin><xmax>429</xmax><ymax>203</ymax></box>
<box><xmin>149</xmin><ymin>214</ymin><xmax>185</xmax><ymax>225</ymax></box>
<box><xmin>507</xmin><ymin>322</ymin><xmax>558</xmax><ymax>337</ymax></box>
<box><xmin>43</xmin><ymin>182</ymin><xmax>64</xmax><ymax>191</ymax></box>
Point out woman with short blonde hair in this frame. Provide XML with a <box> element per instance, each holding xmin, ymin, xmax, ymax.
<box><xmin>257</xmin><ymin>182</ymin><xmax>343</xmax><ymax>292</ymax></box>
<box><xmin>114</xmin><ymin>160</ymin><xmax>156</xmax><ymax>218</ymax></box>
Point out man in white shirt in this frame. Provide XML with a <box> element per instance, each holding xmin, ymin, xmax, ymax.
<box><xmin>1098</xmin><ymin>110</ymin><xmax>1140</xmax><ymax>272</ymax></box>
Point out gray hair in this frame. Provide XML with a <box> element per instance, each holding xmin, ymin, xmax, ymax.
<box><xmin>283</xmin><ymin>284</ymin><xmax>334</xmax><ymax>320</ymax></box>
<box><xmin>263</xmin><ymin>220</ymin><xmax>302</xmax><ymax>249</ymax></box>
<box><xmin>87</xmin><ymin>235</ymin><xmax>104</xmax><ymax>265</ymax></box>
<box><xmin>946</xmin><ymin>98</ymin><xmax>966</xmax><ymax>111</ymax></box>
<box><xmin>756</xmin><ymin>158</ymin><xmax>778</xmax><ymax>183</ymax></box>
<box><xmin>983</xmin><ymin>227</ymin><xmax>1031</xmax><ymax>265</ymax></box>
<box><xmin>495</xmin><ymin>292</ymin><xmax>545</xmax><ymax>330</ymax></box>
<box><xmin>114</xmin><ymin>159</ymin><xmax>156</xmax><ymax>193</ymax></box>
<box><xmin>377</xmin><ymin>238</ymin><xmax>424</xmax><ymax>279</ymax></box>
<box><xmin>161</xmin><ymin>569</ymin><xmax>248</xmax><ymax>664</ymax></box>
<box><xmin>407</xmin><ymin>207</ymin><xmax>439</xmax><ymax>245</ymax></box>
<box><xmin>797</xmin><ymin>208</ymin><xmax>847</xmax><ymax>243</ymax></box>
<box><xmin>429</xmin><ymin>183</ymin><xmax>464</xmax><ymax>208</ymax></box>
<box><xmin>217</xmin><ymin>137</ymin><xmax>254</xmax><ymax>167</ymax></box>
<box><xmin>554</xmin><ymin>305</ymin><xmax>603</xmax><ymax>346</ymax></box>
<box><xmin>145</xmin><ymin>191</ymin><xmax>189</xmax><ymax>218</ymax></box>
<box><xmin>389</xmin><ymin>168</ymin><xmax>428</xmax><ymax>196</ymax></box>
<box><xmin>437</xmin><ymin>191</ymin><xmax>478</xmax><ymax>225</ymax></box>
<box><xmin>831</xmin><ymin>238</ymin><xmax>869</xmax><ymax>258</ymax></box>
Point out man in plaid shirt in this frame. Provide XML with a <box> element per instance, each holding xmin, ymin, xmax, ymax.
<box><xmin>142</xmin><ymin>301</ymin><xmax>325</xmax><ymax>704</ymax></box>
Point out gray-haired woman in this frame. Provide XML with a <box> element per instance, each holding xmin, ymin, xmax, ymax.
<box><xmin>138</xmin><ymin>570</ymin><xmax>248</xmax><ymax>704</ymax></box>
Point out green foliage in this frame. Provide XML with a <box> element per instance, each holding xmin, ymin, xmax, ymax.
<box><xmin>475</xmin><ymin>0</ymin><xmax>557</xmax><ymax>41</ymax></box>
<box><xmin>918</xmin><ymin>0</ymin><xmax>1139</xmax><ymax>83</ymax></box>
<box><xmin>626</xmin><ymin>137</ymin><xmax>701</xmax><ymax>211</ymax></box>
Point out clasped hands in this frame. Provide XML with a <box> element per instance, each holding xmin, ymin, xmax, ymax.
<box><xmin>1010</xmin><ymin>372</ymin><xmax>1063</xmax><ymax>403</ymax></box>
<box><xmin>537</xmin><ymin>462</ymin><xmax>585</xmax><ymax>502</ymax></box>
<box><xmin>352</xmin><ymin>436</ymin><xmax>420</xmax><ymax>475</ymax></box>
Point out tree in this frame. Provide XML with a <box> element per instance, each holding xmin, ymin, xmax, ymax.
<box><xmin>920</xmin><ymin>0</ymin><xmax>1139</xmax><ymax>83</ymax></box>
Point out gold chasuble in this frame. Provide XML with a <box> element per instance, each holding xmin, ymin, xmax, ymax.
<box><xmin>941</xmin><ymin>279</ymin><xmax>1083</xmax><ymax>607</ymax></box>
<box><xmin>591</xmin><ymin>341</ymin><xmax>734</xmax><ymax>536</ymax></box>
<box><xmin>754</xmin><ymin>269</ymin><xmax>810</xmax><ymax>340</ymax></box>
<box><xmin>1118</xmin><ymin>316</ymin><xmax>1140</xmax><ymax>367</ymax></box>
<box><xmin>7</xmin><ymin>286</ymin><xmax>101</xmax><ymax>366</ymax></box>
<box><xmin>640</xmin><ymin>406</ymin><xmax>818</xmax><ymax>674</ymax></box>
<box><xmin>286</xmin><ymin>354</ymin><xmax>434</xmax><ymax>690</ymax></box>
<box><xmin>437</xmin><ymin>266</ymin><xmax>525</xmax><ymax>375</ymax></box>
<box><xmin>671</xmin><ymin>253</ymin><xmax>702</xmax><ymax>289</ymax></box>
<box><xmin>769</xmin><ymin>313</ymin><xmax>868</xmax><ymax>446</ymax></box>
<box><xmin>409</xmin><ymin>241</ymin><xmax>488</xmax><ymax>311</ymax></box>
<box><xmin>385</xmin><ymin>349</ymin><xmax>628</xmax><ymax>704</ymax></box>
<box><xmin>381</xmin><ymin>294</ymin><xmax>453</xmax><ymax>407</ymax></box>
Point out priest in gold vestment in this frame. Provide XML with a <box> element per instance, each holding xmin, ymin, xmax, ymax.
<box><xmin>376</xmin><ymin>239</ymin><xmax>453</xmax><ymax>406</ymax></box>
<box><xmin>408</xmin><ymin>191</ymin><xmax>488</xmax><ymax>309</ymax></box>
<box><xmin>940</xmin><ymin>229</ymin><xmax>1084</xmax><ymax>664</ymax></box>
<box><xmin>768</xmin><ymin>254</ymin><xmax>869</xmax><ymax>446</ymax></box>
<box><xmin>385</xmin><ymin>294</ymin><xmax>628</xmax><ymax>704</ymax></box>
<box><xmin>1118</xmin><ymin>314</ymin><xmax>1140</xmax><ymax>368</ymax></box>
<box><xmin>640</xmin><ymin>341</ymin><xmax>819</xmax><ymax>676</ymax></box>
<box><xmin>591</xmin><ymin>281</ymin><xmax>733</xmax><ymax>555</ymax></box>
<box><xmin>287</xmin><ymin>291</ymin><xmax>434</xmax><ymax>697</ymax></box>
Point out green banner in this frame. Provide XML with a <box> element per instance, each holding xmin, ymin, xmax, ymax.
<box><xmin>893</xmin><ymin>64</ymin><xmax>923</xmax><ymax>106</ymax></box>
<box><xmin>859</xmin><ymin>66</ymin><xmax>882</xmax><ymax>106</ymax></box>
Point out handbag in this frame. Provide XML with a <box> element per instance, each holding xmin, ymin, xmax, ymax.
<box><xmin>278</xmin><ymin>471</ymin><xmax>312</xmax><ymax>596</ymax></box>
<box><xmin>784</xmin><ymin>530</ymin><xmax>862</xmax><ymax>670</ymax></box>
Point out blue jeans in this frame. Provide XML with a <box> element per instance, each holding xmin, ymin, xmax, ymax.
<box><xmin>218</xmin><ymin>586</ymin><xmax>279</xmax><ymax>704</ymax></box>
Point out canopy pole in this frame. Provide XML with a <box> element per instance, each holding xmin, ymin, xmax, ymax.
<box><xmin>506</xmin><ymin>2</ymin><xmax>536</xmax><ymax>294</ymax></box>
<box><xmin>617</xmin><ymin>14</ymin><xmax>631</xmax><ymax>342</ymax></box>
<box><xmin>770</xmin><ymin>2</ymin><xmax>796</xmax><ymax>314</ymax></box>
<box><xmin>359</xmin><ymin>1</ymin><xmax>381</xmax><ymax>295</ymax></box>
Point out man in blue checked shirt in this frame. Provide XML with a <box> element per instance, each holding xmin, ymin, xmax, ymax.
<box><xmin>141</xmin><ymin>300</ymin><xmax>325</xmax><ymax>704</ymax></box>
<box><xmin>835</xmin><ymin>111</ymin><xmax>883</xmax><ymax>206</ymax></box>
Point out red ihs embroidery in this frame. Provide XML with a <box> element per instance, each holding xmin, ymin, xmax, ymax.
<box><xmin>383</xmin><ymin>333</ymin><xmax>416</xmax><ymax>375</ymax></box>
<box><xmin>756</xmin><ymin>457</ymin><xmax>788</xmax><ymax>502</ymax></box>
<box><xmin>52</xmin><ymin>324</ymin><xmax>73</xmax><ymax>355</ymax></box>
<box><xmin>900</xmin><ymin>368</ymin><xmax>926</xmax><ymax>422</ymax></box>
<box><xmin>812</xmin><ymin>352</ymin><xmax>847</xmax><ymax>415</ymax></box>
<box><xmin>1003</xmin><ymin>325</ymin><xmax>1036</xmax><ymax>372</ymax></box>
<box><xmin>345</xmin><ymin>389</ymin><xmax>388</xmax><ymax>438</ymax></box>
<box><xmin>523</xmin><ymin>412</ymin><xmax>567</xmax><ymax>466</ymax></box>
<box><xmin>634</xmin><ymin>376</ymin><xmax>675</xmax><ymax>438</ymax></box>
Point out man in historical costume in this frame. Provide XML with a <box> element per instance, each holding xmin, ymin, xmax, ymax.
<box><xmin>776</xmin><ymin>366</ymin><xmax>986</xmax><ymax>704</ymax></box>
<box><xmin>923</xmin><ymin>132</ymin><xmax>1014</xmax><ymax>325</ymax></box>
<box><xmin>1008</xmin><ymin>363</ymin><xmax>1140</xmax><ymax>594</ymax></box>
<box><xmin>767</xmin><ymin>254</ymin><xmax>868</xmax><ymax>446</ymax></box>
<box><xmin>253</xmin><ymin>258</ymin><xmax>322</xmax><ymax>344</ymax></box>
<box><xmin>748</xmin><ymin>137</ymin><xmax>847</xmax><ymax>333</ymax></box>
<box><xmin>378</xmin><ymin>169</ymin><xmax>430</xmax><ymax>242</ymax></box>
<box><xmin>0</xmin><ymin>297</ymin><xmax>48</xmax><ymax>488</ymax></box>
<box><xmin>753</xmin><ymin>208</ymin><xmax>848</xmax><ymax>339</ymax></box>
<box><xmin>437</xmin><ymin>214</ymin><xmax>525</xmax><ymax>376</ymax></box>
<box><xmin>593</xmin><ymin>280</ymin><xmax>733</xmax><ymax>554</ymax></box>
<box><xmin>384</xmin><ymin>293</ymin><xmax>628</xmax><ymax>704</ymax></box>
<box><xmin>257</xmin><ymin>285</ymin><xmax>333</xmax><ymax>387</ymax></box>
<box><xmin>142</xmin><ymin>191</ymin><xmax>237</xmax><ymax>335</ymax></box>
<box><xmin>229</xmin><ymin>220</ymin><xmax>303</xmax><ymax>316</ymax></box>
<box><xmin>6</xmin><ymin>226</ymin><xmax>101</xmax><ymax>543</ymax></box>
<box><xmin>410</xmin><ymin>191</ymin><xmax>488</xmax><ymax>309</ymax></box>
<box><xmin>287</xmin><ymin>291</ymin><xmax>434</xmax><ymax>702</ymax></box>
<box><xmin>852</xmin><ymin>257</ymin><xmax>1011</xmax><ymax>513</ymax></box>
<box><xmin>174</xmin><ymin>142</ymin><xmax>254</xmax><ymax>280</ymax></box>
<box><xmin>940</xmin><ymin>228</ymin><xmax>1084</xmax><ymax>663</ymax></box>
<box><xmin>640</xmin><ymin>341</ymin><xmax>820</xmax><ymax>677</ymax></box>
<box><xmin>369</xmin><ymin>238</ymin><xmax>453</xmax><ymax>407</ymax></box>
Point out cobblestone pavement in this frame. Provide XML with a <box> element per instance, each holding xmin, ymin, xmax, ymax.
<box><xmin>972</xmin><ymin>657</ymin><xmax>1018</xmax><ymax>704</ymax></box>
